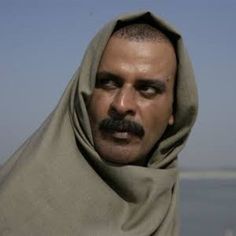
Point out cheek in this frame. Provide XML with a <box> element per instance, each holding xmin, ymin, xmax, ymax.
<box><xmin>139</xmin><ymin>100</ymin><xmax>173</xmax><ymax>131</ymax></box>
<box><xmin>88</xmin><ymin>91</ymin><xmax>110</xmax><ymax>123</ymax></box>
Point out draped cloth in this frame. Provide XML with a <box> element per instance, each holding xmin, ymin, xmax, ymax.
<box><xmin>0</xmin><ymin>12</ymin><xmax>198</xmax><ymax>236</ymax></box>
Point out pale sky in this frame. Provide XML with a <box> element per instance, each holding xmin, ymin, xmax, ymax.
<box><xmin>1</xmin><ymin>0</ymin><xmax>236</xmax><ymax>169</ymax></box>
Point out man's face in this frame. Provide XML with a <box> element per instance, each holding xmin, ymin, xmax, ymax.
<box><xmin>88</xmin><ymin>36</ymin><xmax>176</xmax><ymax>165</ymax></box>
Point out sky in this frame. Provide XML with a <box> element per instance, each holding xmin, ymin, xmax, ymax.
<box><xmin>0</xmin><ymin>0</ymin><xmax>236</xmax><ymax>169</ymax></box>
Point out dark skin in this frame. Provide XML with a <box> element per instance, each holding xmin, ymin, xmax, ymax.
<box><xmin>88</xmin><ymin>36</ymin><xmax>177</xmax><ymax>165</ymax></box>
<box><xmin>95</xmin><ymin>72</ymin><xmax>167</xmax><ymax>100</ymax></box>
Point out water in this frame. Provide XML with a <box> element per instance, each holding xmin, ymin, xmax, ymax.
<box><xmin>180</xmin><ymin>179</ymin><xmax>236</xmax><ymax>236</ymax></box>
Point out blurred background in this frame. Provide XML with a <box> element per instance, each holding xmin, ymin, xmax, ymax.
<box><xmin>1</xmin><ymin>0</ymin><xmax>235</xmax><ymax>235</ymax></box>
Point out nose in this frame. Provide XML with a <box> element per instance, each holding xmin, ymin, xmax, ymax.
<box><xmin>109</xmin><ymin>86</ymin><xmax>137</xmax><ymax>118</ymax></box>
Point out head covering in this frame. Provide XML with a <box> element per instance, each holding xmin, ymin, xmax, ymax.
<box><xmin>0</xmin><ymin>11</ymin><xmax>198</xmax><ymax>236</ymax></box>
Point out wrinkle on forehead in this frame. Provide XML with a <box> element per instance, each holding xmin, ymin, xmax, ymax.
<box><xmin>100</xmin><ymin>36</ymin><xmax>177</xmax><ymax>83</ymax></box>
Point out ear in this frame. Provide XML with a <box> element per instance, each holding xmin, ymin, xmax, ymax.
<box><xmin>168</xmin><ymin>114</ymin><xmax>174</xmax><ymax>126</ymax></box>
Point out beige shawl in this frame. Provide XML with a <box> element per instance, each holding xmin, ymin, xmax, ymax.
<box><xmin>0</xmin><ymin>12</ymin><xmax>198</xmax><ymax>236</ymax></box>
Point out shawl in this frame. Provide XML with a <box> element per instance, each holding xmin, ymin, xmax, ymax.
<box><xmin>0</xmin><ymin>11</ymin><xmax>198</xmax><ymax>236</ymax></box>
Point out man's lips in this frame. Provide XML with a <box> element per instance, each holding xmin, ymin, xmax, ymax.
<box><xmin>111</xmin><ymin>131</ymin><xmax>131</xmax><ymax>140</ymax></box>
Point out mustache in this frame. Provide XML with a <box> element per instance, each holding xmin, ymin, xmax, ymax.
<box><xmin>99</xmin><ymin>117</ymin><xmax>145</xmax><ymax>138</ymax></box>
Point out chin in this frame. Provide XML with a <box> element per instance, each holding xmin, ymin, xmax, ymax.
<box><xmin>97</xmin><ymin>146</ymin><xmax>146</xmax><ymax>166</ymax></box>
<box><xmin>103</xmin><ymin>156</ymin><xmax>137</xmax><ymax>165</ymax></box>
<box><xmin>93</xmin><ymin>135</ymin><xmax>148</xmax><ymax>165</ymax></box>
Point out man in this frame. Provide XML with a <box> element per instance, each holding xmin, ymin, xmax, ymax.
<box><xmin>0</xmin><ymin>12</ymin><xmax>198</xmax><ymax>235</ymax></box>
<box><xmin>88</xmin><ymin>23</ymin><xmax>176</xmax><ymax>166</ymax></box>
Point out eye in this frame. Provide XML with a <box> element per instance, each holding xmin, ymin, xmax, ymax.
<box><xmin>139</xmin><ymin>86</ymin><xmax>162</xmax><ymax>98</ymax></box>
<box><xmin>95</xmin><ymin>78</ymin><xmax>119</xmax><ymax>90</ymax></box>
<box><xmin>136</xmin><ymin>80</ymin><xmax>166</xmax><ymax>98</ymax></box>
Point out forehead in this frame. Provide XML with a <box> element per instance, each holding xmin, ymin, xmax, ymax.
<box><xmin>98</xmin><ymin>36</ymin><xmax>177</xmax><ymax>80</ymax></box>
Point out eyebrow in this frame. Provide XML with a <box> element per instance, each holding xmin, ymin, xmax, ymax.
<box><xmin>96</xmin><ymin>71</ymin><xmax>167</xmax><ymax>90</ymax></box>
<box><xmin>95</xmin><ymin>72</ymin><xmax>123</xmax><ymax>88</ymax></box>
<box><xmin>135</xmin><ymin>79</ymin><xmax>166</xmax><ymax>92</ymax></box>
<box><xmin>96</xmin><ymin>71</ymin><xmax>122</xmax><ymax>81</ymax></box>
